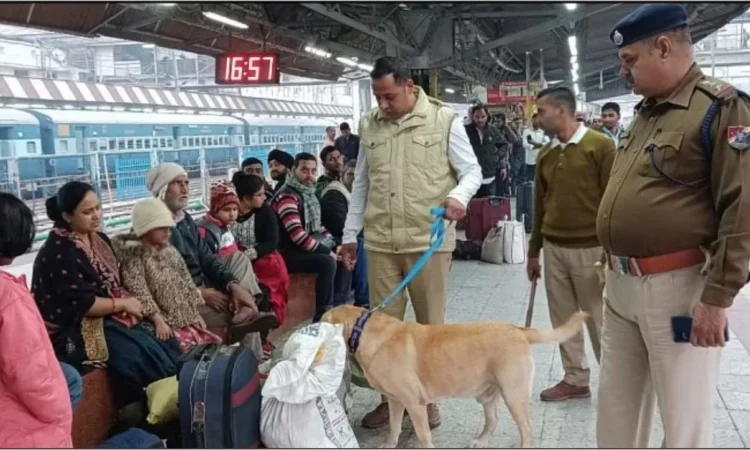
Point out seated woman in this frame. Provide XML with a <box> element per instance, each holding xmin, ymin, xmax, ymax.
<box><xmin>231</xmin><ymin>171</ymin><xmax>290</xmax><ymax>325</ymax></box>
<box><xmin>32</xmin><ymin>181</ymin><xmax>178</xmax><ymax>397</ymax></box>
<box><xmin>113</xmin><ymin>198</ymin><xmax>222</xmax><ymax>353</ymax></box>
<box><xmin>0</xmin><ymin>192</ymin><xmax>73</xmax><ymax>448</ymax></box>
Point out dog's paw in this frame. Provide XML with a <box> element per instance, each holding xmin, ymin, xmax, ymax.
<box><xmin>468</xmin><ymin>439</ymin><xmax>489</xmax><ymax>448</ymax></box>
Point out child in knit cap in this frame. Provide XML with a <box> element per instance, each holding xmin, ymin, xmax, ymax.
<box><xmin>197</xmin><ymin>181</ymin><xmax>279</xmax><ymax>333</ymax></box>
<box><xmin>113</xmin><ymin>198</ymin><xmax>222</xmax><ymax>353</ymax></box>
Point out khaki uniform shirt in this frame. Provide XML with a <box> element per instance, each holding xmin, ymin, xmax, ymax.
<box><xmin>596</xmin><ymin>64</ymin><xmax>750</xmax><ymax>308</ymax></box>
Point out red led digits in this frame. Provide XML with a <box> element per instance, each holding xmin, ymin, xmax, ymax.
<box><xmin>216</xmin><ymin>53</ymin><xmax>280</xmax><ymax>85</ymax></box>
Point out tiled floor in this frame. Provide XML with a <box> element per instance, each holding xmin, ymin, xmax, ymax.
<box><xmin>347</xmin><ymin>259</ymin><xmax>750</xmax><ymax>448</ymax></box>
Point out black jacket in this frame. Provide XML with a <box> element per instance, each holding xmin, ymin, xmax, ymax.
<box><xmin>320</xmin><ymin>189</ymin><xmax>347</xmax><ymax>240</ymax></box>
<box><xmin>465</xmin><ymin>123</ymin><xmax>510</xmax><ymax>178</ymax></box>
<box><xmin>236</xmin><ymin>204</ymin><xmax>280</xmax><ymax>259</ymax></box>
<box><xmin>170</xmin><ymin>212</ymin><xmax>236</xmax><ymax>290</ymax></box>
<box><xmin>335</xmin><ymin>134</ymin><xmax>361</xmax><ymax>162</ymax></box>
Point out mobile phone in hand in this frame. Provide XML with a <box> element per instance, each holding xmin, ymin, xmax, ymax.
<box><xmin>671</xmin><ymin>316</ymin><xmax>729</xmax><ymax>343</ymax></box>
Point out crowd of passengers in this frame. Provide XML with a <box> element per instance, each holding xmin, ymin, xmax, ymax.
<box><xmin>0</xmin><ymin>122</ymin><xmax>366</xmax><ymax>448</ymax></box>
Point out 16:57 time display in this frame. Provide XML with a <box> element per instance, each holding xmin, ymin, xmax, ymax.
<box><xmin>215</xmin><ymin>52</ymin><xmax>280</xmax><ymax>85</ymax></box>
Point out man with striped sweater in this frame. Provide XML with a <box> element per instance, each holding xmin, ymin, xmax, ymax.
<box><xmin>271</xmin><ymin>152</ymin><xmax>338</xmax><ymax>322</ymax></box>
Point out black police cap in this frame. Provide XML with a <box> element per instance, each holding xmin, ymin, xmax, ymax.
<box><xmin>610</xmin><ymin>4</ymin><xmax>688</xmax><ymax>49</ymax></box>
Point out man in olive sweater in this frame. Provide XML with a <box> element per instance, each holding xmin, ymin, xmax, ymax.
<box><xmin>527</xmin><ymin>86</ymin><xmax>615</xmax><ymax>402</ymax></box>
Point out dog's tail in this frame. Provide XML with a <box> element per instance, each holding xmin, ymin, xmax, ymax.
<box><xmin>521</xmin><ymin>312</ymin><xmax>590</xmax><ymax>345</ymax></box>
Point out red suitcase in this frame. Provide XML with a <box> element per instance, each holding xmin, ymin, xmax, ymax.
<box><xmin>466</xmin><ymin>196</ymin><xmax>511</xmax><ymax>241</ymax></box>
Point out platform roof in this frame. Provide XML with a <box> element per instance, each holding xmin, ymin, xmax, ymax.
<box><xmin>0</xmin><ymin>2</ymin><xmax>747</xmax><ymax>100</ymax></box>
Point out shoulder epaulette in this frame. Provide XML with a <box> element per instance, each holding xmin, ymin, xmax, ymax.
<box><xmin>696</xmin><ymin>77</ymin><xmax>738</xmax><ymax>103</ymax></box>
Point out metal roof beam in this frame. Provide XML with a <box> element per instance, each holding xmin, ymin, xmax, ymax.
<box><xmin>451</xmin><ymin>11</ymin><xmax>556</xmax><ymax>19</ymax></box>
<box><xmin>431</xmin><ymin>3</ymin><xmax>622</xmax><ymax>67</ymax></box>
<box><xmin>300</xmin><ymin>3</ymin><xmax>416</xmax><ymax>54</ymax></box>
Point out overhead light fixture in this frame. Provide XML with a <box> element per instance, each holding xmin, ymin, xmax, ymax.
<box><xmin>568</xmin><ymin>36</ymin><xmax>577</xmax><ymax>56</ymax></box>
<box><xmin>445</xmin><ymin>88</ymin><xmax>455</xmax><ymax>94</ymax></box>
<box><xmin>357</xmin><ymin>63</ymin><xmax>373</xmax><ymax>72</ymax></box>
<box><xmin>574</xmin><ymin>84</ymin><xmax>580</xmax><ymax>95</ymax></box>
<box><xmin>304</xmin><ymin>46</ymin><xmax>332</xmax><ymax>59</ymax></box>
<box><xmin>564</xmin><ymin>3</ymin><xmax>577</xmax><ymax>11</ymax></box>
<box><xmin>158</xmin><ymin>3</ymin><xmax>176</xmax><ymax>6</ymax></box>
<box><xmin>572</xmin><ymin>72</ymin><xmax>579</xmax><ymax>82</ymax></box>
<box><xmin>142</xmin><ymin>44</ymin><xmax>155</xmax><ymax>49</ymax></box>
<box><xmin>202</xmin><ymin>11</ymin><xmax>248</xmax><ymax>30</ymax></box>
<box><xmin>570</xmin><ymin>55</ymin><xmax>577</xmax><ymax>65</ymax></box>
<box><xmin>572</xmin><ymin>62</ymin><xmax>579</xmax><ymax>72</ymax></box>
<box><xmin>335</xmin><ymin>56</ymin><xmax>357</xmax><ymax>67</ymax></box>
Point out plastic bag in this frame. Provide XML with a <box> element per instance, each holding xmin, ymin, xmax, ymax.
<box><xmin>502</xmin><ymin>220</ymin><xmax>527</xmax><ymax>264</ymax></box>
<box><xmin>481</xmin><ymin>222</ymin><xmax>506</xmax><ymax>265</ymax></box>
<box><xmin>260</xmin><ymin>322</ymin><xmax>358</xmax><ymax>448</ymax></box>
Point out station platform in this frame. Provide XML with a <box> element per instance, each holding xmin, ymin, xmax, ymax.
<box><xmin>348</xmin><ymin>258</ymin><xmax>750</xmax><ymax>448</ymax></box>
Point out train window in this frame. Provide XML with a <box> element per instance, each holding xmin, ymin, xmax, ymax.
<box><xmin>117</xmin><ymin>139</ymin><xmax>125</xmax><ymax>150</ymax></box>
<box><xmin>166</xmin><ymin>138</ymin><xmax>173</xmax><ymax>148</ymax></box>
<box><xmin>88</xmin><ymin>140</ymin><xmax>97</xmax><ymax>152</ymax></box>
<box><xmin>109</xmin><ymin>139</ymin><xmax>116</xmax><ymax>150</ymax></box>
<box><xmin>135</xmin><ymin>139</ymin><xmax>143</xmax><ymax>149</ymax></box>
<box><xmin>59</xmin><ymin>139</ymin><xmax>69</xmax><ymax>153</ymax></box>
<box><xmin>189</xmin><ymin>137</ymin><xmax>196</xmax><ymax>147</ymax></box>
<box><xmin>144</xmin><ymin>139</ymin><xmax>151</xmax><ymax>149</ymax></box>
<box><xmin>212</xmin><ymin>137</ymin><xmax>219</xmax><ymax>146</ymax></box>
<box><xmin>98</xmin><ymin>139</ymin><xmax>107</xmax><ymax>151</ymax></box>
<box><xmin>0</xmin><ymin>142</ymin><xmax>11</xmax><ymax>157</ymax></box>
<box><xmin>237</xmin><ymin>135</ymin><xmax>244</xmax><ymax>145</ymax></box>
<box><xmin>26</xmin><ymin>141</ymin><xmax>37</xmax><ymax>154</ymax></box>
<box><xmin>127</xmin><ymin>139</ymin><xmax>134</xmax><ymax>150</ymax></box>
<box><xmin>201</xmin><ymin>137</ymin><xmax>208</xmax><ymax>147</ymax></box>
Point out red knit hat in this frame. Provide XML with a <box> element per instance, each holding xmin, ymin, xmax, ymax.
<box><xmin>209</xmin><ymin>180</ymin><xmax>239</xmax><ymax>214</ymax></box>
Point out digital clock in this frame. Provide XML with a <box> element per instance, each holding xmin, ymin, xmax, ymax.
<box><xmin>215</xmin><ymin>52</ymin><xmax>280</xmax><ymax>85</ymax></box>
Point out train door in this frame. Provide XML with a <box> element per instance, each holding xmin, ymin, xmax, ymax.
<box><xmin>170</xmin><ymin>126</ymin><xmax>181</xmax><ymax>163</ymax></box>
<box><xmin>0</xmin><ymin>127</ymin><xmax>11</xmax><ymax>157</ymax></box>
<box><xmin>74</xmin><ymin>126</ymin><xmax>86</xmax><ymax>173</ymax></box>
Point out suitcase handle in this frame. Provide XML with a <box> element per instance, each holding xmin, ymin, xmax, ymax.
<box><xmin>487</xmin><ymin>196</ymin><xmax>506</xmax><ymax>206</ymax></box>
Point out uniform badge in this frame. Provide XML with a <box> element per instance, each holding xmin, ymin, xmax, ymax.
<box><xmin>613</xmin><ymin>30</ymin><xmax>623</xmax><ymax>46</ymax></box>
<box><xmin>728</xmin><ymin>126</ymin><xmax>750</xmax><ymax>150</ymax></box>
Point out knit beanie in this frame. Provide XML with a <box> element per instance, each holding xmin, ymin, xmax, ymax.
<box><xmin>210</xmin><ymin>180</ymin><xmax>239</xmax><ymax>215</ymax></box>
<box><xmin>267</xmin><ymin>149</ymin><xmax>294</xmax><ymax>169</ymax></box>
<box><xmin>132</xmin><ymin>198</ymin><xmax>175</xmax><ymax>238</ymax></box>
<box><xmin>146</xmin><ymin>162</ymin><xmax>188</xmax><ymax>199</ymax></box>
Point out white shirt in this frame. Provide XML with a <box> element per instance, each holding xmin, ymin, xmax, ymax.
<box><xmin>550</xmin><ymin>123</ymin><xmax>589</xmax><ymax>150</ymax></box>
<box><xmin>342</xmin><ymin>117</ymin><xmax>482</xmax><ymax>245</ymax></box>
<box><xmin>522</xmin><ymin>127</ymin><xmax>550</xmax><ymax>165</ymax></box>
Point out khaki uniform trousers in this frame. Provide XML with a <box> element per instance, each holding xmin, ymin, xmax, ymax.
<box><xmin>542</xmin><ymin>241</ymin><xmax>604</xmax><ymax>387</ymax></box>
<box><xmin>349</xmin><ymin>250</ymin><xmax>452</xmax><ymax>389</ymax></box>
<box><xmin>597</xmin><ymin>264</ymin><xmax>721</xmax><ymax>448</ymax></box>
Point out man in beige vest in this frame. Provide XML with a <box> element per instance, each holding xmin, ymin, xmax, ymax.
<box><xmin>340</xmin><ymin>56</ymin><xmax>482</xmax><ymax>430</ymax></box>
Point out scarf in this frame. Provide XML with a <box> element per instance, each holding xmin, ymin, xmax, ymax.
<box><xmin>285</xmin><ymin>174</ymin><xmax>322</xmax><ymax>233</ymax></box>
<box><xmin>55</xmin><ymin>228</ymin><xmax>128</xmax><ymax>365</ymax></box>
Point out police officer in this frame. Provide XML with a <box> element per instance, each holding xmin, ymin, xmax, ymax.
<box><xmin>596</xmin><ymin>4</ymin><xmax>750</xmax><ymax>448</ymax></box>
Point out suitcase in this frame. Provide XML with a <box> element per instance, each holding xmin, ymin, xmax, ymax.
<box><xmin>96</xmin><ymin>428</ymin><xmax>165</xmax><ymax>449</ymax></box>
<box><xmin>466</xmin><ymin>196</ymin><xmax>512</xmax><ymax>241</ymax></box>
<box><xmin>516</xmin><ymin>182</ymin><xmax>534</xmax><ymax>233</ymax></box>
<box><xmin>178</xmin><ymin>344</ymin><xmax>262</xmax><ymax>448</ymax></box>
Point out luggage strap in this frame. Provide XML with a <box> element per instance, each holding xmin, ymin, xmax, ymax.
<box><xmin>348</xmin><ymin>207</ymin><xmax>449</xmax><ymax>355</ymax></box>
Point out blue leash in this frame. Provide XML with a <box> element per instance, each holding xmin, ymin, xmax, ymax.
<box><xmin>372</xmin><ymin>206</ymin><xmax>448</xmax><ymax>312</ymax></box>
<box><xmin>348</xmin><ymin>207</ymin><xmax>449</xmax><ymax>354</ymax></box>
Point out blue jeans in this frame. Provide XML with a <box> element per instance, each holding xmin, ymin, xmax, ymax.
<box><xmin>352</xmin><ymin>235</ymin><xmax>369</xmax><ymax>307</ymax></box>
<box><xmin>60</xmin><ymin>362</ymin><xmax>83</xmax><ymax>410</ymax></box>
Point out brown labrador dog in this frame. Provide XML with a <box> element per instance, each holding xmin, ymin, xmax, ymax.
<box><xmin>323</xmin><ymin>305</ymin><xmax>589</xmax><ymax>448</ymax></box>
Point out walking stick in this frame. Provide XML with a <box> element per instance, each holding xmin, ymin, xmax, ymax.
<box><xmin>525</xmin><ymin>276</ymin><xmax>539</xmax><ymax>328</ymax></box>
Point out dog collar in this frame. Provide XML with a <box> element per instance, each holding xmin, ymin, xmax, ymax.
<box><xmin>348</xmin><ymin>309</ymin><xmax>373</xmax><ymax>355</ymax></box>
